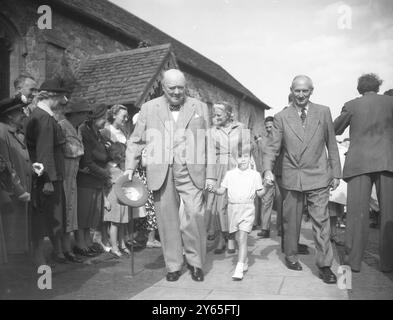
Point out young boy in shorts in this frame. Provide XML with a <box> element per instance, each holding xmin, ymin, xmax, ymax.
<box><xmin>211</xmin><ymin>146</ymin><xmax>266</xmax><ymax>280</ymax></box>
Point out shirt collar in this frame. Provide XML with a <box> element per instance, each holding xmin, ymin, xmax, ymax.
<box><xmin>294</xmin><ymin>103</ymin><xmax>309</xmax><ymax>114</ymax></box>
<box><xmin>37</xmin><ymin>101</ymin><xmax>54</xmax><ymax>117</ymax></box>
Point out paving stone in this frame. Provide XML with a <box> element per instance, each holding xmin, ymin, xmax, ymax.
<box><xmin>131</xmin><ymin>286</ymin><xmax>212</xmax><ymax>300</ymax></box>
<box><xmin>279</xmin><ymin>276</ymin><xmax>348</xmax><ymax>299</ymax></box>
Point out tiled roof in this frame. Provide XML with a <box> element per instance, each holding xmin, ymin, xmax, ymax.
<box><xmin>73</xmin><ymin>44</ymin><xmax>172</xmax><ymax>106</ymax></box>
<box><xmin>49</xmin><ymin>0</ymin><xmax>269</xmax><ymax>109</ymax></box>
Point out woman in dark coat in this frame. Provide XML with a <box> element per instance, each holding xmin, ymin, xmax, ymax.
<box><xmin>0</xmin><ymin>95</ymin><xmax>31</xmax><ymax>264</ymax></box>
<box><xmin>74</xmin><ymin>103</ymin><xmax>111</xmax><ymax>256</ymax></box>
<box><xmin>25</xmin><ymin>80</ymin><xmax>68</xmax><ymax>266</ymax></box>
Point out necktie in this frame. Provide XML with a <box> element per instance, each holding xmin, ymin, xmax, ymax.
<box><xmin>300</xmin><ymin>108</ymin><xmax>307</xmax><ymax>127</ymax></box>
<box><xmin>169</xmin><ymin>104</ymin><xmax>181</xmax><ymax>112</ymax></box>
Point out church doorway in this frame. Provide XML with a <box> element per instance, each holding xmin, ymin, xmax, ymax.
<box><xmin>0</xmin><ymin>37</ymin><xmax>10</xmax><ymax>100</ymax></box>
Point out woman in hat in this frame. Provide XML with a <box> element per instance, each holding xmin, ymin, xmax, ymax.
<box><xmin>54</xmin><ymin>97</ymin><xmax>90</xmax><ymax>263</ymax></box>
<box><xmin>74</xmin><ymin>103</ymin><xmax>111</xmax><ymax>257</ymax></box>
<box><xmin>0</xmin><ymin>95</ymin><xmax>32</xmax><ymax>264</ymax></box>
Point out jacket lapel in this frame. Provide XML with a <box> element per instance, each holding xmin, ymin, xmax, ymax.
<box><xmin>176</xmin><ymin>97</ymin><xmax>195</xmax><ymax>129</ymax></box>
<box><xmin>285</xmin><ymin>105</ymin><xmax>304</xmax><ymax>142</ymax></box>
<box><xmin>156</xmin><ymin>97</ymin><xmax>173</xmax><ymax>132</ymax></box>
<box><xmin>8</xmin><ymin>126</ymin><xmax>26</xmax><ymax>150</ymax></box>
<box><xmin>300</xmin><ymin>103</ymin><xmax>320</xmax><ymax>155</ymax></box>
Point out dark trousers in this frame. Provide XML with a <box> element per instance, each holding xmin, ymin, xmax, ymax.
<box><xmin>282</xmin><ymin>186</ymin><xmax>333</xmax><ymax>267</ymax></box>
<box><xmin>346</xmin><ymin>171</ymin><xmax>393</xmax><ymax>272</ymax></box>
<box><xmin>32</xmin><ymin>180</ymin><xmax>65</xmax><ymax>242</ymax></box>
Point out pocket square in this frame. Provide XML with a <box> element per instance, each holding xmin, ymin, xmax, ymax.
<box><xmin>194</xmin><ymin>114</ymin><xmax>201</xmax><ymax>119</ymax></box>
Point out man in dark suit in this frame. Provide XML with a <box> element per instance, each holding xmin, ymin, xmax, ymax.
<box><xmin>125</xmin><ymin>69</ymin><xmax>215</xmax><ymax>282</ymax></box>
<box><xmin>263</xmin><ymin>75</ymin><xmax>341</xmax><ymax>284</ymax></box>
<box><xmin>334</xmin><ymin>73</ymin><xmax>393</xmax><ymax>273</ymax></box>
<box><xmin>25</xmin><ymin>79</ymin><xmax>68</xmax><ymax>266</ymax></box>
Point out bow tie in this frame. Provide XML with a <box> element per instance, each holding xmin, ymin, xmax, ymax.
<box><xmin>169</xmin><ymin>104</ymin><xmax>182</xmax><ymax>112</ymax></box>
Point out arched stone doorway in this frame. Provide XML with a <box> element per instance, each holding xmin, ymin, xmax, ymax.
<box><xmin>0</xmin><ymin>37</ymin><xmax>11</xmax><ymax>100</ymax></box>
<box><xmin>0</xmin><ymin>14</ymin><xmax>24</xmax><ymax>100</ymax></box>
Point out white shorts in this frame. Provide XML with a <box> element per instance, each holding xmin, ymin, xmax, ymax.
<box><xmin>228</xmin><ymin>203</ymin><xmax>255</xmax><ymax>234</ymax></box>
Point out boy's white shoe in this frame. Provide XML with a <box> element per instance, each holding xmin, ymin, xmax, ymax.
<box><xmin>232</xmin><ymin>262</ymin><xmax>244</xmax><ymax>281</ymax></box>
<box><xmin>243</xmin><ymin>259</ymin><xmax>249</xmax><ymax>272</ymax></box>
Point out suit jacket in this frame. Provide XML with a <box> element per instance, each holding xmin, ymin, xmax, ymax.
<box><xmin>126</xmin><ymin>95</ymin><xmax>215</xmax><ymax>191</ymax></box>
<box><xmin>263</xmin><ymin>103</ymin><xmax>341</xmax><ymax>192</ymax></box>
<box><xmin>334</xmin><ymin>92</ymin><xmax>393</xmax><ymax>180</ymax></box>
<box><xmin>25</xmin><ymin>107</ymin><xmax>65</xmax><ymax>183</ymax></box>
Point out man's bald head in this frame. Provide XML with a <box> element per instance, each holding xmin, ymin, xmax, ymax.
<box><xmin>163</xmin><ymin>69</ymin><xmax>186</xmax><ymax>86</ymax></box>
<box><xmin>162</xmin><ymin>69</ymin><xmax>187</xmax><ymax>106</ymax></box>
<box><xmin>291</xmin><ymin>75</ymin><xmax>314</xmax><ymax>90</ymax></box>
<box><xmin>290</xmin><ymin>75</ymin><xmax>314</xmax><ymax>108</ymax></box>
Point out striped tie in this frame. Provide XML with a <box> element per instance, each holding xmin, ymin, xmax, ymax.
<box><xmin>300</xmin><ymin>108</ymin><xmax>307</xmax><ymax>127</ymax></box>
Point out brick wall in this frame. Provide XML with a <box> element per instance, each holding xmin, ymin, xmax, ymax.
<box><xmin>2</xmin><ymin>0</ymin><xmax>266</xmax><ymax>138</ymax></box>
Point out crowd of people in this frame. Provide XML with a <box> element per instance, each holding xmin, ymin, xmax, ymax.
<box><xmin>0</xmin><ymin>76</ymin><xmax>161</xmax><ymax>267</ymax></box>
<box><xmin>0</xmin><ymin>69</ymin><xmax>392</xmax><ymax>287</ymax></box>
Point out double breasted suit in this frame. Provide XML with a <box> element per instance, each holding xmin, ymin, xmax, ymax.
<box><xmin>126</xmin><ymin>95</ymin><xmax>215</xmax><ymax>272</ymax></box>
<box><xmin>334</xmin><ymin>92</ymin><xmax>393</xmax><ymax>272</ymax></box>
<box><xmin>263</xmin><ymin>103</ymin><xmax>341</xmax><ymax>266</ymax></box>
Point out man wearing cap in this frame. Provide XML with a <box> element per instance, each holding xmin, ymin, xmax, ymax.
<box><xmin>25</xmin><ymin>78</ymin><xmax>68</xmax><ymax>265</ymax></box>
<box><xmin>125</xmin><ymin>69</ymin><xmax>215</xmax><ymax>282</ymax></box>
<box><xmin>0</xmin><ymin>94</ymin><xmax>32</xmax><ymax>261</ymax></box>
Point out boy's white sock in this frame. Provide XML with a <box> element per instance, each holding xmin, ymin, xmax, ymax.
<box><xmin>232</xmin><ymin>262</ymin><xmax>244</xmax><ymax>280</ymax></box>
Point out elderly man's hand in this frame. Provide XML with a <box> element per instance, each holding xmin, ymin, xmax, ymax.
<box><xmin>330</xmin><ymin>178</ymin><xmax>340</xmax><ymax>191</ymax></box>
<box><xmin>263</xmin><ymin>170</ymin><xmax>275</xmax><ymax>183</ymax></box>
<box><xmin>205</xmin><ymin>178</ymin><xmax>216</xmax><ymax>192</ymax></box>
<box><xmin>124</xmin><ymin>169</ymin><xmax>134</xmax><ymax>181</ymax></box>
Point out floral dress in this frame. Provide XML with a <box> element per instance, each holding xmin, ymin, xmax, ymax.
<box><xmin>134</xmin><ymin>163</ymin><xmax>157</xmax><ymax>232</ymax></box>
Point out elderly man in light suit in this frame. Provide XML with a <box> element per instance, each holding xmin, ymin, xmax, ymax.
<box><xmin>334</xmin><ymin>73</ymin><xmax>393</xmax><ymax>273</ymax></box>
<box><xmin>263</xmin><ymin>75</ymin><xmax>341</xmax><ymax>284</ymax></box>
<box><xmin>125</xmin><ymin>69</ymin><xmax>215</xmax><ymax>282</ymax></box>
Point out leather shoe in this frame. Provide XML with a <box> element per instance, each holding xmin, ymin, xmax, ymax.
<box><xmin>319</xmin><ymin>267</ymin><xmax>337</xmax><ymax>284</ymax></box>
<box><xmin>297</xmin><ymin>243</ymin><xmax>310</xmax><ymax>255</ymax></box>
<box><xmin>285</xmin><ymin>257</ymin><xmax>302</xmax><ymax>271</ymax></box>
<box><xmin>73</xmin><ymin>246</ymin><xmax>96</xmax><ymax>257</ymax></box>
<box><xmin>51</xmin><ymin>254</ymin><xmax>68</xmax><ymax>264</ymax></box>
<box><xmin>214</xmin><ymin>245</ymin><xmax>226</xmax><ymax>254</ymax></box>
<box><xmin>187</xmin><ymin>264</ymin><xmax>204</xmax><ymax>282</ymax></box>
<box><xmin>166</xmin><ymin>271</ymin><xmax>181</xmax><ymax>282</ymax></box>
<box><xmin>257</xmin><ymin>229</ymin><xmax>270</xmax><ymax>238</ymax></box>
<box><xmin>331</xmin><ymin>238</ymin><xmax>345</xmax><ymax>246</ymax></box>
<box><xmin>64</xmin><ymin>252</ymin><xmax>83</xmax><ymax>263</ymax></box>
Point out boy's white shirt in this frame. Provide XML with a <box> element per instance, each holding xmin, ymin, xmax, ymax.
<box><xmin>221</xmin><ymin>166</ymin><xmax>263</xmax><ymax>203</ymax></box>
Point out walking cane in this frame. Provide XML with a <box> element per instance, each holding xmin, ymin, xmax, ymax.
<box><xmin>128</xmin><ymin>206</ymin><xmax>134</xmax><ymax>276</ymax></box>
<box><xmin>114</xmin><ymin>175</ymin><xmax>148</xmax><ymax>278</ymax></box>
